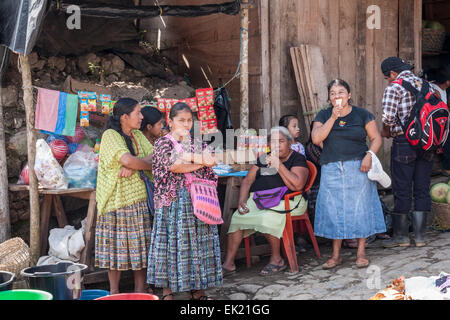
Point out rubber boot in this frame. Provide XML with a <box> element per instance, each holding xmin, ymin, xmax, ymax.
<box><xmin>382</xmin><ymin>214</ymin><xmax>411</xmax><ymax>248</ymax></box>
<box><xmin>412</xmin><ymin>211</ymin><xmax>427</xmax><ymax>247</ymax></box>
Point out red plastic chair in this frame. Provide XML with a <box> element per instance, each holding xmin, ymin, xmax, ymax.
<box><xmin>244</xmin><ymin>160</ymin><xmax>321</xmax><ymax>273</ymax></box>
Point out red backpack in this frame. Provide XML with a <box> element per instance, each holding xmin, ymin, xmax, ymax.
<box><xmin>393</xmin><ymin>79</ymin><xmax>450</xmax><ymax>152</ymax></box>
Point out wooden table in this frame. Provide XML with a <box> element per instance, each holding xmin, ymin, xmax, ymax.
<box><xmin>8</xmin><ymin>184</ymin><xmax>97</xmax><ymax>269</ymax></box>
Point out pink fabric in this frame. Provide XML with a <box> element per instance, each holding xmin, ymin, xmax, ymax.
<box><xmin>35</xmin><ymin>88</ymin><xmax>60</xmax><ymax>132</ymax></box>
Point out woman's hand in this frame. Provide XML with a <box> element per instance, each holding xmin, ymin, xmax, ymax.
<box><xmin>331</xmin><ymin>104</ymin><xmax>343</xmax><ymax>120</ymax></box>
<box><xmin>202</xmin><ymin>152</ymin><xmax>217</xmax><ymax>168</ymax></box>
<box><xmin>266</xmin><ymin>154</ymin><xmax>281</xmax><ymax>170</ymax></box>
<box><xmin>360</xmin><ymin>153</ymin><xmax>372</xmax><ymax>173</ymax></box>
<box><xmin>118</xmin><ymin>167</ymin><xmax>135</xmax><ymax>178</ymax></box>
<box><xmin>237</xmin><ymin>201</ymin><xmax>249</xmax><ymax>215</ymax></box>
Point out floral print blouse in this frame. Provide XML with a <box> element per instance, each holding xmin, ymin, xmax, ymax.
<box><xmin>152</xmin><ymin>135</ymin><xmax>218</xmax><ymax>209</ymax></box>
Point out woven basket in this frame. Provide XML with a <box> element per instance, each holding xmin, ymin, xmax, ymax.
<box><xmin>0</xmin><ymin>237</ymin><xmax>30</xmax><ymax>279</ymax></box>
<box><xmin>423</xmin><ymin>28</ymin><xmax>446</xmax><ymax>52</ymax></box>
<box><xmin>431</xmin><ymin>201</ymin><xmax>450</xmax><ymax>228</ymax></box>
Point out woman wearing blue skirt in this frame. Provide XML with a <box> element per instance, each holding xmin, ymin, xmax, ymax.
<box><xmin>311</xmin><ymin>79</ymin><xmax>386</xmax><ymax>269</ymax></box>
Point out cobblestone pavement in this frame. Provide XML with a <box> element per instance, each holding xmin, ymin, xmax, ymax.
<box><xmin>203</xmin><ymin>230</ymin><xmax>450</xmax><ymax>300</ymax></box>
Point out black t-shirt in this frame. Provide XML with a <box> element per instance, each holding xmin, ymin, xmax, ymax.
<box><xmin>313</xmin><ymin>106</ymin><xmax>375</xmax><ymax>165</ymax></box>
<box><xmin>249</xmin><ymin>151</ymin><xmax>308</xmax><ymax>193</ymax></box>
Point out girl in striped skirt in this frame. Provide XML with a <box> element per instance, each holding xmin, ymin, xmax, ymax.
<box><xmin>147</xmin><ymin>103</ymin><xmax>222</xmax><ymax>300</ymax></box>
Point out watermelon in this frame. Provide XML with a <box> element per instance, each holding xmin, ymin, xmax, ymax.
<box><xmin>427</xmin><ymin>21</ymin><xmax>445</xmax><ymax>31</ymax></box>
<box><xmin>430</xmin><ymin>183</ymin><xmax>450</xmax><ymax>203</ymax></box>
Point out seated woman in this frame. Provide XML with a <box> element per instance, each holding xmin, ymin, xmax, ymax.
<box><xmin>222</xmin><ymin>127</ymin><xmax>309</xmax><ymax>276</ymax></box>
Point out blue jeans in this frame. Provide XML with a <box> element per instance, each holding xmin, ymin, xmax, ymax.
<box><xmin>391</xmin><ymin>136</ymin><xmax>434</xmax><ymax>214</ymax></box>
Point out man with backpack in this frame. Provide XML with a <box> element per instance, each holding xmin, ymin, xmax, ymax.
<box><xmin>380</xmin><ymin>57</ymin><xmax>449</xmax><ymax>248</ymax></box>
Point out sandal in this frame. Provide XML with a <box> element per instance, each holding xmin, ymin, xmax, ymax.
<box><xmin>190</xmin><ymin>290</ymin><xmax>213</xmax><ymax>300</ymax></box>
<box><xmin>222</xmin><ymin>267</ymin><xmax>236</xmax><ymax>277</ymax></box>
<box><xmin>161</xmin><ymin>293</ymin><xmax>174</xmax><ymax>300</ymax></box>
<box><xmin>322</xmin><ymin>257</ymin><xmax>343</xmax><ymax>270</ymax></box>
<box><xmin>356</xmin><ymin>257</ymin><xmax>370</xmax><ymax>268</ymax></box>
<box><xmin>259</xmin><ymin>262</ymin><xmax>287</xmax><ymax>276</ymax></box>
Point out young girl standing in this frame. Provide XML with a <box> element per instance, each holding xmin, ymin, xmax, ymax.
<box><xmin>140</xmin><ymin>106</ymin><xmax>165</xmax><ymax>145</ymax></box>
<box><xmin>279</xmin><ymin>115</ymin><xmax>305</xmax><ymax>156</ymax></box>
<box><xmin>147</xmin><ymin>103</ymin><xmax>222</xmax><ymax>300</ymax></box>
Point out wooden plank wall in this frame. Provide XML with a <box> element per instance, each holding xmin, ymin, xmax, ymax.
<box><xmin>267</xmin><ymin>0</ymin><xmax>421</xmax><ymax>169</ymax></box>
<box><xmin>140</xmin><ymin>0</ymin><xmax>263</xmax><ymax>131</ymax></box>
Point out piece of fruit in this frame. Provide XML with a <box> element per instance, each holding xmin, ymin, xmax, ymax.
<box><xmin>430</xmin><ymin>183</ymin><xmax>450</xmax><ymax>203</ymax></box>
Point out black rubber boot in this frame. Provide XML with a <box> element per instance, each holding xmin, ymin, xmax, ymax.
<box><xmin>382</xmin><ymin>214</ymin><xmax>411</xmax><ymax>248</ymax></box>
<box><xmin>412</xmin><ymin>211</ymin><xmax>427</xmax><ymax>247</ymax></box>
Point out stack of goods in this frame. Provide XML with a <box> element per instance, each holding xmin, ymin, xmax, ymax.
<box><xmin>156</xmin><ymin>97</ymin><xmax>199</xmax><ymax>123</ymax></box>
<box><xmin>78</xmin><ymin>91</ymin><xmax>97</xmax><ymax>127</ymax></box>
<box><xmin>370</xmin><ymin>276</ymin><xmax>412</xmax><ymax>300</ymax></box>
<box><xmin>196</xmin><ymin>88</ymin><xmax>218</xmax><ymax>134</ymax></box>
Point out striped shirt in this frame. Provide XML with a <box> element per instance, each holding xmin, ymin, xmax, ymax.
<box><xmin>381</xmin><ymin>70</ymin><xmax>434</xmax><ymax>137</ymax></box>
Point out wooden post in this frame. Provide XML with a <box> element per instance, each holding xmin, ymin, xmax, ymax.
<box><xmin>240</xmin><ymin>2</ymin><xmax>249</xmax><ymax>131</ymax></box>
<box><xmin>0</xmin><ymin>84</ymin><xmax>11</xmax><ymax>243</ymax></box>
<box><xmin>260</xmin><ymin>0</ymin><xmax>271</xmax><ymax>130</ymax></box>
<box><xmin>19</xmin><ymin>54</ymin><xmax>40</xmax><ymax>264</ymax></box>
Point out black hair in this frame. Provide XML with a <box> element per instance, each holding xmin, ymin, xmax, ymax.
<box><xmin>140</xmin><ymin>106</ymin><xmax>163</xmax><ymax>131</ymax></box>
<box><xmin>169</xmin><ymin>102</ymin><xmax>193</xmax><ymax>120</ymax></box>
<box><xmin>105</xmin><ymin>97</ymin><xmax>139</xmax><ymax>156</ymax></box>
<box><xmin>279</xmin><ymin>115</ymin><xmax>298</xmax><ymax>128</ymax></box>
<box><xmin>428</xmin><ymin>68</ymin><xmax>450</xmax><ymax>85</ymax></box>
<box><xmin>327</xmin><ymin>79</ymin><xmax>352</xmax><ymax>102</ymax></box>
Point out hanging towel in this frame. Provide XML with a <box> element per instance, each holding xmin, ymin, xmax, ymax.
<box><xmin>54</xmin><ymin>92</ymin><xmax>67</xmax><ymax>135</ymax></box>
<box><xmin>61</xmin><ymin>93</ymin><xmax>78</xmax><ymax>137</ymax></box>
<box><xmin>35</xmin><ymin>88</ymin><xmax>60</xmax><ymax>132</ymax></box>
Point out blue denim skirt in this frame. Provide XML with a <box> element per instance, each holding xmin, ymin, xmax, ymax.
<box><xmin>314</xmin><ymin>160</ymin><xmax>386</xmax><ymax>239</ymax></box>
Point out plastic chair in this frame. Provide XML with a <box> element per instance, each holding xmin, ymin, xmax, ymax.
<box><xmin>244</xmin><ymin>160</ymin><xmax>321</xmax><ymax>273</ymax></box>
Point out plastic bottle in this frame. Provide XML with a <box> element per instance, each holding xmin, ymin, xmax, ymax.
<box><xmin>94</xmin><ymin>139</ymin><xmax>100</xmax><ymax>153</ymax></box>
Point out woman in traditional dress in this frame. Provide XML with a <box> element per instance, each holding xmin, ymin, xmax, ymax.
<box><xmin>95</xmin><ymin>98</ymin><xmax>154</xmax><ymax>293</ymax></box>
<box><xmin>147</xmin><ymin>102</ymin><xmax>222</xmax><ymax>300</ymax></box>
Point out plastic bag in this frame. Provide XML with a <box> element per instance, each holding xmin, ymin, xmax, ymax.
<box><xmin>17</xmin><ymin>163</ymin><xmax>29</xmax><ymax>185</ymax></box>
<box><xmin>47</xmin><ymin>223</ymin><xmax>85</xmax><ymax>262</ymax></box>
<box><xmin>367</xmin><ymin>151</ymin><xmax>391</xmax><ymax>188</ymax></box>
<box><xmin>63</xmin><ymin>149</ymin><xmax>98</xmax><ymax>188</ymax></box>
<box><xmin>34</xmin><ymin>139</ymin><xmax>68</xmax><ymax>189</ymax></box>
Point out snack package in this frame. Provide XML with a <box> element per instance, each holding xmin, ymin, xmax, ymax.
<box><xmin>100</xmin><ymin>94</ymin><xmax>111</xmax><ymax>115</ymax></box>
<box><xmin>109</xmin><ymin>100</ymin><xmax>116</xmax><ymax>115</ymax></box>
<box><xmin>80</xmin><ymin>111</ymin><xmax>89</xmax><ymax>127</ymax></box>
<box><xmin>34</xmin><ymin>139</ymin><xmax>68</xmax><ymax>189</ymax></box>
<box><xmin>79</xmin><ymin>98</ymin><xmax>89</xmax><ymax>112</ymax></box>
<box><xmin>157</xmin><ymin>98</ymin><xmax>166</xmax><ymax>113</ymax></box>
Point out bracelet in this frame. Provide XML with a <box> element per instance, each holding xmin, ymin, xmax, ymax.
<box><xmin>366</xmin><ymin>150</ymin><xmax>375</xmax><ymax>157</ymax></box>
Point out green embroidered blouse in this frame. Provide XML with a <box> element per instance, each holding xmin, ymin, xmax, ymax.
<box><xmin>96</xmin><ymin>129</ymin><xmax>153</xmax><ymax>215</ymax></box>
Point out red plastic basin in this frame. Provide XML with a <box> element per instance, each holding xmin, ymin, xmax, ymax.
<box><xmin>95</xmin><ymin>293</ymin><xmax>159</xmax><ymax>300</ymax></box>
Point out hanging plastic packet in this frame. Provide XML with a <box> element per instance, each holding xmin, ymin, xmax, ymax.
<box><xmin>109</xmin><ymin>100</ymin><xmax>116</xmax><ymax>115</ymax></box>
<box><xmin>99</xmin><ymin>94</ymin><xmax>111</xmax><ymax>115</ymax></box>
<box><xmin>88</xmin><ymin>92</ymin><xmax>97</xmax><ymax>112</ymax></box>
<box><xmin>80</xmin><ymin>111</ymin><xmax>89</xmax><ymax>127</ymax></box>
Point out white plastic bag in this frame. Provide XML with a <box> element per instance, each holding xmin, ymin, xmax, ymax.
<box><xmin>48</xmin><ymin>223</ymin><xmax>85</xmax><ymax>262</ymax></box>
<box><xmin>34</xmin><ymin>139</ymin><xmax>68</xmax><ymax>189</ymax></box>
<box><xmin>367</xmin><ymin>151</ymin><xmax>391</xmax><ymax>188</ymax></box>
<box><xmin>63</xmin><ymin>150</ymin><xmax>98</xmax><ymax>188</ymax></box>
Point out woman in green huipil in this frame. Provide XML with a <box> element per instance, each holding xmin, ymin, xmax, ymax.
<box><xmin>95</xmin><ymin>98</ymin><xmax>153</xmax><ymax>294</ymax></box>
